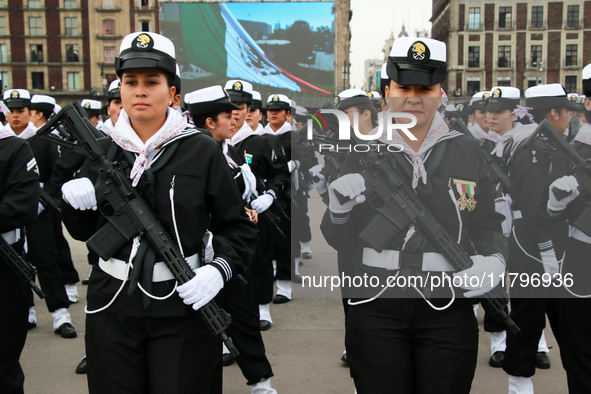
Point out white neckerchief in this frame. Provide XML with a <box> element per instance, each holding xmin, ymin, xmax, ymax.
<box><xmin>100</xmin><ymin>118</ymin><xmax>115</xmax><ymax>136</ymax></box>
<box><xmin>252</xmin><ymin>123</ymin><xmax>265</xmax><ymax>135</ymax></box>
<box><xmin>489</xmin><ymin>124</ymin><xmax>519</xmax><ymax>158</ymax></box>
<box><xmin>265</xmin><ymin>121</ymin><xmax>291</xmax><ymax>136</ymax></box>
<box><xmin>221</xmin><ymin>139</ymin><xmax>239</xmax><ymax>168</ymax></box>
<box><xmin>574</xmin><ymin>123</ymin><xmax>591</xmax><ymax>146</ymax></box>
<box><xmin>110</xmin><ymin>108</ymin><xmax>189</xmax><ymax>186</ymax></box>
<box><xmin>8</xmin><ymin>122</ymin><xmax>38</xmax><ymax>140</ymax></box>
<box><xmin>0</xmin><ymin>125</ymin><xmax>15</xmax><ymax>139</ymax></box>
<box><xmin>467</xmin><ymin>122</ymin><xmax>489</xmax><ymax>140</ymax></box>
<box><xmin>377</xmin><ymin>111</ymin><xmax>453</xmax><ymax>189</ymax></box>
<box><xmin>230</xmin><ymin>121</ymin><xmax>256</xmax><ymax>146</ymax></box>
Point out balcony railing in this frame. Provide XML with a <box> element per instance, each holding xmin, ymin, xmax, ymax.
<box><xmin>529</xmin><ymin>19</ymin><xmax>546</xmax><ymax>30</ymax></box>
<box><xmin>564</xmin><ymin>18</ymin><xmax>583</xmax><ymax>29</ymax></box>
<box><xmin>467</xmin><ymin>59</ymin><xmax>483</xmax><ymax>69</ymax></box>
<box><xmin>496</xmin><ymin>58</ymin><xmax>515</xmax><ymax>69</ymax></box>
<box><xmin>496</xmin><ymin>21</ymin><xmax>516</xmax><ymax>30</ymax></box>
<box><xmin>465</xmin><ymin>21</ymin><xmax>484</xmax><ymax>31</ymax></box>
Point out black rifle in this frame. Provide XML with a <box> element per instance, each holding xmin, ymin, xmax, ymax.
<box><xmin>566</xmin><ymin>116</ymin><xmax>581</xmax><ymax>143</ymax></box>
<box><xmin>529</xmin><ymin>119</ymin><xmax>591</xmax><ymax>236</ymax></box>
<box><xmin>0</xmin><ymin>235</ymin><xmax>45</xmax><ymax>298</ymax></box>
<box><xmin>249</xmin><ymin>187</ymin><xmax>286</xmax><ymax>238</ymax></box>
<box><xmin>39</xmin><ymin>187</ymin><xmax>61</xmax><ymax>213</ymax></box>
<box><xmin>37</xmin><ymin>102</ymin><xmax>239</xmax><ymax>357</ymax></box>
<box><xmin>335</xmin><ymin>151</ymin><xmax>520</xmax><ymax>333</ymax></box>
<box><xmin>449</xmin><ymin>118</ymin><xmax>512</xmax><ymax>192</ymax></box>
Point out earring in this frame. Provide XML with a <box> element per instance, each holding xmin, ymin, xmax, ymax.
<box><xmin>212</xmin><ymin>127</ymin><xmax>215</xmax><ymax>129</ymax></box>
<box><xmin>169</xmin><ymin>101</ymin><xmax>172</xmax><ymax>105</ymax></box>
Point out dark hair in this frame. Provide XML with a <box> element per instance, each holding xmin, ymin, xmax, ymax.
<box><xmin>35</xmin><ymin>108</ymin><xmax>53</xmax><ymax>121</ymax></box>
<box><xmin>193</xmin><ymin>112</ymin><xmax>220</xmax><ymax>129</ymax></box>
<box><xmin>531</xmin><ymin>107</ymin><xmax>567</xmax><ymax>124</ymax></box>
<box><xmin>352</xmin><ymin>103</ymin><xmax>379</xmax><ymax>128</ymax></box>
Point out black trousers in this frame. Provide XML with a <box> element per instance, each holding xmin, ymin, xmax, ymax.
<box><xmin>26</xmin><ymin>209</ymin><xmax>70</xmax><ymax>312</ymax></box>
<box><xmin>503</xmin><ymin>227</ymin><xmax>562</xmax><ymax>377</ymax></box>
<box><xmin>86</xmin><ymin>311</ymin><xmax>221</xmax><ymax>394</ymax></box>
<box><xmin>294</xmin><ymin>190</ymin><xmax>311</xmax><ymax>243</ymax></box>
<box><xmin>274</xmin><ymin>205</ymin><xmax>293</xmax><ymax>281</ymax></box>
<box><xmin>252</xmin><ymin>219</ymin><xmax>275</xmax><ymax>305</ymax></box>
<box><xmin>346</xmin><ymin>298</ymin><xmax>478</xmax><ymax>394</ymax></box>
<box><xmin>221</xmin><ymin>269</ymin><xmax>273</xmax><ymax>386</ymax></box>
<box><xmin>51</xmin><ymin>210</ymin><xmax>79</xmax><ymax>285</ymax></box>
<box><xmin>0</xmin><ymin>249</ymin><xmax>29</xmax><ymax>394</ymax></box>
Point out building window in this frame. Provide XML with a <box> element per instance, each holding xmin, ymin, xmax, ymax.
<box><xmin>140</xmin><ymin>0</ymin><xmax>148</xmax><ymax>8</ymax></box>
<box><xmin>0</xmin><ymin>16</ymin><xmax>6</xmax><ymax>35</ymax></box>
<box><xmin>140</xmin><ymin>20</ymin><xmax>150</xmax><ymax>32</ymax></box>
<box><xmin>0</xmin><ymin>0</ymin><xmax>4</xmax><ymax>7</ymax></box>
<box><xmin>65</xmin><ymin>44</ymin><xmax>79</xmax><ymax>62</ymax></box>
<box><xmin>103</xmin><ymin>19</ymin><xmax>115</xmax><ymax>36</ymax></box>
<box><xmin>0</xmin><ymin>71</ymin><xmax>8</xmax><ymax>90</ymax></box>
<box><xmin>531</xmin><ymin>45</ymin><xmax>542</xmax><ymax>67</ymax></box>
<box><xmin>528</xmin><ymin>77</ymin><xmax>542</xmax><ymax>88</ymax></box>
<box><xmin>104</xmin><ymin>47</ymin><xmax>115</xmax><ymax>63</ymax></box>
<box><xmin>566</xmin><ymin>5</ymin><xmax>580</xmax><ymax>28</ymax></box>
<box><xmin>65</xmin><ymin>17</ymin><xmax>78</xmax><ymax>36</ymax></box>
<box><xmin>497</xmin><ymin>78</ymin><xmax>512</xmax><ymax>87</ymax></box>
<box><xmin>467</xmin><ymin>79</ymin><xmax>480</xmax><ymax>97</ymax></box>
<box><xmin>566</xmin><ymin>44</ymin><xmax>577</xmax><ymax>67</ymax></box>
<box><xmin>28</xmin><ymin>0</ymin><xmax>41</xmax><ymax>8</ymax></box>
<box><xmin>105</xmin><ymin>73</ymin><xmax>117</xmax><ymax>87</ymax></box>
<box><xmin>468</xmin><ymin>46</ymin><xmax>480</xmax><ymax>68</ymax></box>
<box><xmin>64</xmin><ymin>0</ymin><xmax>76</xmax><ymax>8</ymax></box>
<box><xmin>531</xmin><ymin>6</ymin><xmax>543</xmax><ymax>28</ymax></box>
<box><xmin>31</xmin><ymin>72</ymin><xmax>44</xmax><ymax>89</ymax></box>
<box><xmin>102</xmin><ymin>0</ymin><xmax>114</xmax><ymax>8</ymax></box>
<box><xmin>565</xmin><ymin>76</ymin><xmax>577</xmax><ymax>93</ymax></box>
<box><xmin>0</xmin><ymin>44</ymin><xmax>7</xmax><ymax>62</ymax></box>
<box><xmin>498</xmin><ymin>6</ymin><xmax>512</xmax><ymax>28</ymax></box>
<box><xmin>67</xmin><ymin>72</ymin><xmax>80</xmax><ymax>90</ymax></box>
<box><xmin>29</xmin><ymin>17</ymin><xmax>43</xmax><ymax>35</ymax></box>
<box><xmin>498</xmin><ymin>45</ymin><xmax>511</xmax><ymax>68</ymax></box>
<box><xmin>468</xmin><ymin>7</ymin><xmax>481</xmax><ymax>30</ymax></box>
<box><xmin>30</xmin><ymin>44</ymin><xmax>43</xmax><ymax>62</ymax></box>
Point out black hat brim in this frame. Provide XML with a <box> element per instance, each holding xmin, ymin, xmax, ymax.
<box><xmin>336</xmin><ymin>96</ymin><xmax>372</xmax><ymax>111</ymax></box>
<box><xmin>115</xmin><ymin>50</ymin><xmax>176</xmax><ymax>79</ymax></box>
<box><xmin>30</xmin><ymin>102</ymin><xmax>54</xmax><ymax>113</ymax></box>
<box><xmin>227</xmin><ymin>91</ymin><xmax>252</xmax><ymax>105</ymax></box>
<box><xmin>526</xmin><ymin>96</ymin><xmax>579</xmax><ymax>112</ymax></box>
<box><xmin>266</xmin><ymin>103</ymin><xmax>290</xmax><ymax>111</ymax></box>
<box><xmin>387</xmin><ymin>57</ymin><xmax>447</xmax><ymax>87</ymax></box>
<box><xmin>249</xmin><ymin>99</ymin><xmax>262</xmax><ymax>110</ymax></box>
<box><xmin>188</xmin><ymin>101</ymin><xmax>242</xmax><ymax>118</ymax></box>
<box><xmin>5</xmin><ymin>98</ymin><xmax>31</xmax><ymax>109</ymax></box>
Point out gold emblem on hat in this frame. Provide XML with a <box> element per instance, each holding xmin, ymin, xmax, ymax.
<box><xmin>233</xmin><ymin>81</ymin><xmax>242</xmax><ymax>91</ymax></box>
<box><xmin>411</xmin><ymin>42</ymin><xmax>426</xmax><ymax>61</ymax></box>
<box><xmin>10</xmin><ymin>90</ymin><xmax>19</xmax><ymax>98</ymax></box>
<box><xmin>367</xmin><ymin>92</ymin><xmax>373</xmax><ymax>98</ymax></box>
<box><xmin>483</xmin><ymin>92</ymin><xmax>491</xmax><ymax>99</ymax></box>
<box><xmin>84</xmin><ymin>102</ymin><xmax>90</xmax><ymax>108</ymax></box>
<box><xmin>492</xmin><ymin>88</ymin><xmax>502</xmax><ymax>98</ymax></box>
<box><xmin>135</xmin><ymin>34</ymin><xmax>151</xmax><ymax>49</ymax></box>
<box><xmin>272</xmin><ymin>95</ymin><xmax>279</xmax><ymax>102</ymax></box>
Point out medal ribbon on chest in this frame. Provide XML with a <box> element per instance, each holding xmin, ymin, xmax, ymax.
<box><xmin>453</xmin><ymin>179</ymin><xmax>477</xmax><ymax>212</ymax></box>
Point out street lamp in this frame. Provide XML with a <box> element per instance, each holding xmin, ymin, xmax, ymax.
<box><xmin>535</xmin><ymin>60</ymin><xmax>544</xmax><ymax>86</ymax></box>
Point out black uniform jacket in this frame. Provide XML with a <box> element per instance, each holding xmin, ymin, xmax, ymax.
<box><xmin>0</xmin><ymin>136</ymin><xmax>40</xmax><ymax>233</ymax></box>
<box><xmin>321</xmin><ymin>132</ymin><xmax>508</xmax><ymax>296</ymax></box>
<box><xmin>62</xmin><ymin>128</ymin><xmax>258</xmax><ymax>317</ymax></box>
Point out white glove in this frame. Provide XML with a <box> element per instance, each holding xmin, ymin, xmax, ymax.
<box><xmin>37</xmin><ymin>202</ymin><xmax>45</xmax><ymax>216</ymax></box>
<box><xmin>251</xmin><ymin>193</ymin><xmax>274</xmax><ymax>213</ymax></box>
<box><xmin>309</xmin><ymin>164</ymin><xmax>328</xmax><ymax>195</ymax></box>
<box><xmin>539</xmin><ymin>249</ymin><xmax>559</xmax><ymax>276</ymax></box>
<box><xmin>454</xmin><ymin>255</ymin><xmax>505</xmax><ymax>298</ymax></box>
<box><xmin>548</xmin><ymin>175</ymin><xmax>579</xmax><ymax>213</ymax></box>
<box><xmin>61</xmin><ymin>178</ymin><xmax>97</xmax><ymax>211</ymax></box>
<box><xmin>239</xmin><ymin>163</ymin><xmax>257</xmax><ymax>201</ymax></box>
<box><xmin>287</xmin><ymin>160</ymin><xmax>300</xmax><ymax>173</ymax></box>
<box><xmin>176</xmin><ymin>264</ymin><xmax>224</xmax><ymax>311</ymax></box>
<box><xmin>328</xmin><ymin>173</ymin><xmax>366</xmax><ymax>214</ymax></box>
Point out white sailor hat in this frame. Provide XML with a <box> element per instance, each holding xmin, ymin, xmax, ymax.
<box><xmin>173</xmin><ymin>64</ymin><xmax>181</xmax><ymax>96</ymax></box>
<box><xmin>368</xmin><ymin>91</ymin><xmax>382</xmax><ymax>99</ymax></box>
<box><xmin>250</xmin><ymin>91</ymin><xmax>263</xmax><ymax>110</ymax></box>
<box><xmin>115</xmin><ymin>32</ymin><xmax>176</xmax><ymax>79</ymax></box>
<box><xmin>445</xmin><ymin>104</ymin><xmax>462</xmax><ymax>114</ymax></box>
<box><xmin>469</xmin><ymin>91</ymin><xmax>491</xmax><ymax>110</ymax></box>
<box><xmin>380</xmin><ymin>63</ymin><xmax>389</xmax><ymax>96</ymax></box>
<box><xmin>525</xmin><ymin>83</ymin><xmax>578</xmax><ymax>111</ymax></box>
<box><xmin>483</xmin><ymin>86</ymin><xmax>520</xmax><ymax>111</ymax></box>
<box><xmin>582</xmin><ymin>64</ymin><xmax>591</xmax><ymax>96</ymax></box>
<box><xmin>107</xmin><ymin>80</ymin><xmax>121</xmax><ymax>101</ymax></box>
<box><xmin>386</xmin><ymin>37</ymin><xmax>447</xmax><ymax>86</ymax></box>
<box><xmin>568</xmin><ymin>93</ymin><xmax>585</xmax><ymax>110</ymax></box>
<box><xmin>294</xmin><ymin>105</ymin><xmax>308</xmax><ymax>122</ymax></box>
<box><xmin>266</xmin><ymin>94</ymin><xmax>291</xmax><ymax>111</ymax></box>
<box><xmin>185</xmin><ymin>85</ymin><xmax>242</xmax><ymax>118</ymax></box>
<box><xmin>30</xmin><ymin>95</ymin><xmax>56</xmax><ymax>114</ymax></box>
<box><xmin>336</xmin><ymin>88</ymin><xmax>372</xmax><ymax>110</ymax></box>
<box><xmin>81</xmin><ymin>99</ymin><xmax>102</xmax><ymax>117</ymax></box>
<box><xmin>3</xmin><ymin>89</ymin><xmax>31</xmax><ymax>108</ymax></box>
<box><xmin>224</xmin><ymin>80</ymin><xmax>253</xmax><ymax>105</ymax></box>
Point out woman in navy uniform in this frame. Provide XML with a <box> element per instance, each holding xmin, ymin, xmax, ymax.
<box><xmin>321</xmin><ymin>37</ymin><xmax>507</xmax><ymax>394</ymax></box>
<box><xmin>0</xmin><ymin>127</ymin><xmax>40</xmax><ymax>394</ymax></box>
<box><xmin>59</xmin><ymin>32</ymin><xmax>258</xmax><ymax>393</ymax></box>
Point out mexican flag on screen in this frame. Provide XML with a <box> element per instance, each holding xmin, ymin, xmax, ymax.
<box><xmin>177</xmin><ymin>2</ymin><xmax>330</xmax><ymax>94</ymax></box>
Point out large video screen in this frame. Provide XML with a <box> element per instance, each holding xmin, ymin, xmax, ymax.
<box><xmin>161</xmin><ymin>1</ymin><xmax>335</xmax><ymax>99</ymax></box>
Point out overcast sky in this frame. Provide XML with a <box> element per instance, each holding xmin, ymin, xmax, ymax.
<box><xmin>349</xmin><ymin>0</ymin><xmax>433</xmax><ymax>88</ymax></box>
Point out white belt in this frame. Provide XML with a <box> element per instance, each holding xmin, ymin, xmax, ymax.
<box><xmin>361</xmin><ymin>248</ymin><xmax>455</xmax><ymax>272</ymax></box>
<box><xmin>512</xmin><ymin>210</ymin><xmax>522</xmax><ymax>220</ymax></box>
<box><xmin>99</xmin><ymin>253</ymin><xmax>199</xmax><ymax>282</ymax></box>
<box><xmin>570</xmin><ymin>226</ymin><xmax>591</xmax><ymax>245</ymax></box>
<box><xmin>1</xmin><ymin>230</ymin><xmax>19</xmax><ymax>245</ymax></box>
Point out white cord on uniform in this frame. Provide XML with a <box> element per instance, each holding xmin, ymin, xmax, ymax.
<box><xmin>411</xmin><ymin>282</ymin><xmax>456</xmax><ymax>311</ymax></box>
<box><xmin>169</xmin><ymin>176</ymin><xmax>185</xmax><ymax>258</ymax></box>
<box><xmin>348</xmin><ymin>272</ymin><xmax>400</xmax><ymax>306</ymax></box>
<box><xmin>561</xmin><ymin>251</ymin><xmax>591</xmax><ymax>298</ymax></box>
<box><xmin>448</xmin><ymin>188</ymin><xmax>463</xmax><ymax>244</ymax></box>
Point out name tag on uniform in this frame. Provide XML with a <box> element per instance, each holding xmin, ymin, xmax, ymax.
<box><xmin>244</xmin><ymin>152</ymin><xmax>253</xmax><ymax>164</ymax></box>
